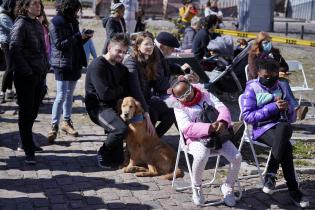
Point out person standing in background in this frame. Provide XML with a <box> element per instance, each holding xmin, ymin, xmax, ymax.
<box><xmin>47</xmin><ymin>0</ymin><xmax>92</xmax><ymax>143</ymax></box>
<box><xmin>102</xmin><ymin>2</ymin><xmax>125</xmax><ymax>53</ymax></box>
<box><xmin>0</xmin><ymin>0</ymin><xmax>16</xmax><ymax>104</ymax></box>
<box><xmin>121</xmin><ymin>0</ymin><xmax>140</xmax><ymax>33</ymax></box>
<box><xmin>10</xmin><ymin>0</ymin><xmax>49</xmax><ymax>164</ymax></box>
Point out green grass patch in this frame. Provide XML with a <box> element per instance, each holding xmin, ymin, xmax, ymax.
<box><xmin>293</xmin><ymin>141</ymin><xmax>315</xmax><ymax>159</ymax></box>
<box><xmin>294</xmin><ymin>159</ymin><xmax>315</xmax><ymax>167</ymax></box>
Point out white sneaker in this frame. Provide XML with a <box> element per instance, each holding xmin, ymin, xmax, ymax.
<box><xmin>221</xmin><ymin>183</ymin><xmax>236</xmax><ymax>207</ymax></box>
<box><xmin>192</xmin><ymin>186</ymin><xmax>205</xmax><ymax>206</ymax></box>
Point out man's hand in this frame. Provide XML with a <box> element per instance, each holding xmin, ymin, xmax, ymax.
<box><xmin>211</xmin><ymin>121</ymin><xmax>226</xmax><ymax>134</ymax></box>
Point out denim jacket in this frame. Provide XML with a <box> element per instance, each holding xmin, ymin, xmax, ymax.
<box><xmin>0</xmin><ymin>7</ymin><xmax>13</xmax><ymax>44</ymax></box>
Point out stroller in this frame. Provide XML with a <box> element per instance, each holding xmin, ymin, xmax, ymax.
<box><xmin>201</xmin><ymin>36</ymin><xmax>253</xmax><ymax>94</ymax></box>
<box><xmin>167</xmin><ymin>36</ymin><xmax>252</xmax><ymax>95</ymax></box>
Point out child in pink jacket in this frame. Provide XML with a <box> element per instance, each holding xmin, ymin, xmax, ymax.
<box><xmin>166</xmin><ymin>79</ymin><xmax>241</xmax><ymax>207</ymax></box>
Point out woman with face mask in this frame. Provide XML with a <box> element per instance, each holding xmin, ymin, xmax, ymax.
<box><xmin>248</xmin><ymin>31</ymin><xmax>288</xmax><ymax>80</ymax></box>
<box><xmin>241</xmin><ymin>58</ymin><xmax>309</xmax><ymax>208</ymax></box>
<box><xmin>248</xmin><ymin>31</ymin><xmax>308</xmax><ymax>120</ymax></box>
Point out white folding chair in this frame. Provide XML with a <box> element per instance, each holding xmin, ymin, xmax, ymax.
<box><xmin>238</xmin><ymin>94</ymin><xmax>299</xmax><ymax>191</ymax></box>
<box><xmin>244</xmin><ymin>64</ymin><xmax>249</xmax><ymax>81</ymax></box>
<box><xmin>172</xmin><ymin>131</ymin><xmax>242</xmax><ymax>206</ymax></box>
<box><xmin>286</xmin><ymin>60</ymin><xmax>314</xmax><ymax>118</ymax></box>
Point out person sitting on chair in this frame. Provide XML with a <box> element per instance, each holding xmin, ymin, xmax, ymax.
<box><xmin>247</xmin><ymin>31</ymin><xmax>308</xmax><ymax>120</ymax></box>
<box><xmin>166</xmin><ymin>79</ymin><xmax>241</xmax><ymax>207</ymax></box>
<box><xmin>241</xmin><ymin>58</ymin><xmax>309</xmax><ymax>208</ymax></box>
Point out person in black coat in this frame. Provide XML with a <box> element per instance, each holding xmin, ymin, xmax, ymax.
<box><xmin>85</xmin><ymin>34</ymin><xmax>130</xmax><ymax>169</ymax></box>
<box><xmin>192</xmin><ymin>14</ymin><xmax>219</xmax><ymax>61</ymax></box>
<box><xmin>102</xmin><ymin>2</ymin><xmax>126</xmax><ymax>53</ymax></box>
<box><xmin>124</xmin><ymin>32</ymin><xmax>176</xmax><ymax>137</ymax></box>
<box><xmin>47</xmin><ymin>0</ymin><xmax>92</xmax><ymax>143</ymax></box>
<box><xmin>10</xmin><ymin>0</ymin><xmax>49</xmax><ymax>164</ymax></box>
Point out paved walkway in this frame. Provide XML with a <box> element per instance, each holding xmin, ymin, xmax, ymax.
<box><xmin>0</xmin><ymin>71</ymin><xmax>315</xmax><ymax>210</ymax></box>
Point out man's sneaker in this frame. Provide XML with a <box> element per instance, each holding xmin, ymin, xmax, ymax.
<box><xmin>192</xmin><ymin>186</ymin><xmax>205</xmax><ymax>206</ymax></box>
<box><xmin>25</xmin><ymin>155</ymin><xmax>36</xmax><ymax>164</ymax></box>
<box><xmin>97</xmin><ymin>151</ymin><xmax>115</xmax><ymax>169</ymax></box>
<box><xmin>262</xmin><ymin>173</ymin><xmax>277</xmax><ymax>194</ymax></box>
<box><xmin>297</xmin><ymin>106</ymin><xmax>308</xmax><ymax>121</ymax></box>
<box><xmin>48</xmin><ymin>124</ymin><xmax>58</xmax><ymax>144</ymax></box>
<box><xmin>289</xmin><ymin>189</ymin><xmax>309</xmax><ymax>208</ymax></box>
<box><xmin>61</xmin><ymin>120</ymin><xmax>78</xmax><ymax>137</ymax></box>
<box><xmin>221</xmin><ymin>183</ymin><xmax>236</xmax><ymax>207</ymax></box>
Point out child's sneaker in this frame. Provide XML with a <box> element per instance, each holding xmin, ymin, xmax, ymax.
<box><xmin>192</xmin><ymin>186</ymin><xmax>205</xmax><ymax>206</ymax></box>
<box><xmin>221</xmin><ymin>183</ymin><xmax>236</xmax><ymax>207</ymax></box>
<box><xmin>289</xmin><ymin>189</ymin><xmax>309</xmax><ymax>208</ymax></box>
<box><xmin>262</xmin><ymin>173</ymin><xmax>276</xmax><ymax>194</ymax></box>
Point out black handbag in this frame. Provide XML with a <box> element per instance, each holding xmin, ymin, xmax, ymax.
<box><xmin>197</xmin><ymin>102</ymin><xmax>234</xmax><ymax>150</ymax></box>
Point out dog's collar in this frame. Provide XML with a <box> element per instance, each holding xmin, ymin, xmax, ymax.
<box><xmin>128</xmin><ymin>114</ymin><xmax>145</xmax><ymax>124</ymax></box>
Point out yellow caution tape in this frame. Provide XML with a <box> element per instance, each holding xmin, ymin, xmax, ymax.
<box><xmin>215</xmin><ymin>29</ymin><xmax>315</xmax><ymax>47</ymax></box>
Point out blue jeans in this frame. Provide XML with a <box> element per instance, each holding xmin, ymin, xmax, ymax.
<box><xmin>51</xmin><ymin>80</ymin><xmax>77</xmax><ymax>125</ymax></box>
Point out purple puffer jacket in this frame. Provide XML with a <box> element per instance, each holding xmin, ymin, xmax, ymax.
<box><xmin>241</xmin><ymin>79</ymin><xmax>296</xmax><ymax>140</ymax></box>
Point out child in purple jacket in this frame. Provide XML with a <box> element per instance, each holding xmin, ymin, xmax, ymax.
<box><xmin>241</xmin><ymin>58</ymin><xmax>309</xmax><ymax>208</ymax></box>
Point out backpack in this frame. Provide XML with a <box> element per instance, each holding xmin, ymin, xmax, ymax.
<box><xmin>197</xmin><ymin>101</ymin><xmax>234</xmax><ymax>150</ymax></box>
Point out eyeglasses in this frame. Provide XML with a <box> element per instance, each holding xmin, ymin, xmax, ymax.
<box><xmin>175</xmin><ymin>85</ymin><xmax>192</xmax><ymax>100</ymax></box>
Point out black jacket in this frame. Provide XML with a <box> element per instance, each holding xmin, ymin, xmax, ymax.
<box><xmin>102</xmin><ymin>16</ymin><xmax>126</xmax><ymax>53</ymax></box>
<box><xmin>192</xmin><ymin>29</ymin><xmax>220</xmax><ymax>60</ymax></box>
<box><xmin>123</xmin><ymin>55</ymin><xmax>153</xmax><ymax>112</ymax></box>
<box><xmin>10</xmin><ymin>16</ymin><xmax>48</xmax><ymax>78</ymax></box>
<box><xmin>85</xmin><ymin>56</ymin><xmax>129</xmax><ymax>109</ymax></box>
<box><xmin>103</xmin><ymin>16</ymin><xmax>126</xmax><ymax>39</ymax></box>
<box><xmin>153</xmin><ymin>47</ymin><xmax>182</xmax><ymax>96</ymax></box>
<box><xmin>49</xmin><ymin>12</ymin><xmax>87</xmax><ymax>81</ymax></box>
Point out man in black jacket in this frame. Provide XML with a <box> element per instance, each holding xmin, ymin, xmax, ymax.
<box><xmin>192</xmin><ymin>15</ymin><xmax>219</xmax><ymax>61</ymax></box>
<box><xmin>85</xmin><ymin>34</ymin><xmax>129</xmax><ymax>169</ymax></box>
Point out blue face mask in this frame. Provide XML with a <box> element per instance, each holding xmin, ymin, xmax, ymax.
<box><xmin>262</xmin><ymin>41</ymin><xmax>272</xmax><ymax>53</ymax></box>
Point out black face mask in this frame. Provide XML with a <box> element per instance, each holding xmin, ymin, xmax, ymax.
<box><xmin>259</xmin><ymin>75</ymin><xmax>279</xmax><ymax>88</ymax></box>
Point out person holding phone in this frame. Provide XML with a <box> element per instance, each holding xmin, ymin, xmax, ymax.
<box><xmin>48</xmin><ymin>0</ymin><xmax>92</xmax><ymax>143</ymax></box>
<box><xmin>241</xmin><ymin>58</ymin><xmax>309</xmax><ymax>208</ymax></box>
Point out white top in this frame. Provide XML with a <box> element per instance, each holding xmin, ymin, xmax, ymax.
<box><xmin>121</xmin><ymin>0</ymin><xmax>139</xmax><ymax>20</ymax></box>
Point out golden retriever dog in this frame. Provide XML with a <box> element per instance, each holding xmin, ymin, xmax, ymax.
<box><xmin>120</xmin><ymin>97</ymin><xmax>183</xmax><ymax>180</ymax></box>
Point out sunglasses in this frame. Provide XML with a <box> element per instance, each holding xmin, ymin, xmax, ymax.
<box><xmin>175</xmin><ymin>85</ymin><xmax>193</xmax><ymax>100</ymax></box>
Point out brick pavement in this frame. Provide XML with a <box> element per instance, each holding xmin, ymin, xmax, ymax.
<box><xmin>1</xmin><ymin>72</ymin><xmax>315</xmax><ymax>210</ymax></box>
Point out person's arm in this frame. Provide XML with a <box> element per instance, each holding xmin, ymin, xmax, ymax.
<box><xmin>124</xmin><ymin>58</ymin><xmax>149</xmax><ymax>112</ymax></box>
<box><xmin>9</xmin><ymin>20</ymin><xmax>32</xmax><ymax>76</ymax></box>
<box><xmin>241</xmin><ymin>85</ymin><xmax>280</xmax><ymax>125</ymax></box>
<box><xmin>0</xmin><ymin>15</ymin><xmax>13</xmax><ymax>31</ymax></box>
<box><xmin>247</xmin><ymin>52</ymin><xmax>258</xmax><ymax>80</ymax></box>
<box><xmin>91</xmin><ymin>63</ymin><xmax>124</xmax><ymax>102</ymax></box>
<box><xmin>175</xmin><ymin>108</ymin><xmax>213</xmax><ymax>140</ymax></box>
<box><xmin>207</xmin><ymin>92</ymin><xmax>232</xmax><ymax>127</ymax></box>
<box><xmin>49</xmin><ymin>20</ymin><xmax>83</xmax><ymax>51</ymax></box>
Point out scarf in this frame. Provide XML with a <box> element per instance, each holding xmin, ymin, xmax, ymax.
<box><xmin>181</xmin><ymin>87</ymin><xmax>202</xmax><ymax>107</ymax></box>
